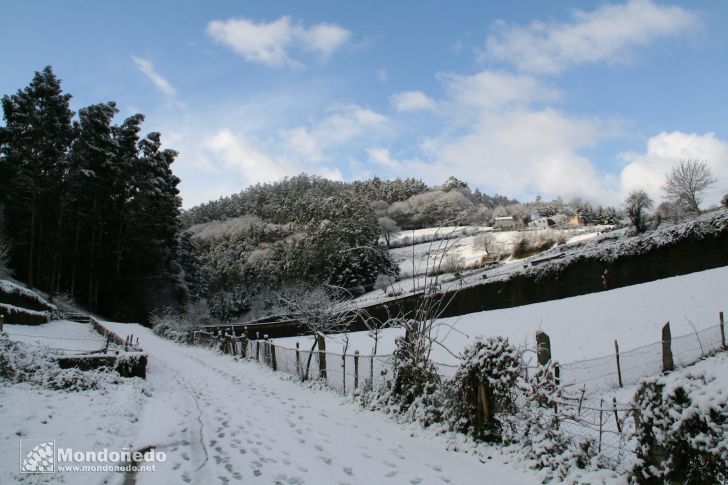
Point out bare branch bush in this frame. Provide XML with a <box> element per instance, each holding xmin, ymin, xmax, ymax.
<box><xmin>276</xmin><ymin>283</ymin><xmax>360</xmax><ymax>379</ymax></box>
<box><xmin>385</xmin><ymin>223</ymin><xmax>468</xmax><ymax>408</ymax></box>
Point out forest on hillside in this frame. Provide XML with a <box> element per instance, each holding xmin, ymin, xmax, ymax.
<box><xmin>0</xmin><ymin>67</ymin><xmax>182</xmax><ymax>320</ymax></box>
<box><xmin>179</xmin><ymin>173</ymin><xmax>623</xmax><ymax>322</ymax></box>
<box><xmin>0</xmin><ymin>68</ymin><xmax>625</xmax><ymax>324</ymax></box>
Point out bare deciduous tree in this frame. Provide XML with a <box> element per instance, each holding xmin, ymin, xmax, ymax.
<box><xmin>473</xmin><ymin>232</ymin><xmax>497</xmax><ymax>259</ymax></box>
<box><xmin>276</xmin><ymin>284</ymin><xmax>359</xmax><ymax>379</ymax></box>
<box><xmin>662</xmin><ymin>159</ymin><xmax>718</xmax><ymax>213</ymax></box>
<box><xmin>377</xmin><ymin>216</ymin><xmax>400</xmax><ymax>248</ymax></box>
<box><xmin>625</xmin><ymin>189</ymin><xmax>654</xmax><ymax>233</ymax></box>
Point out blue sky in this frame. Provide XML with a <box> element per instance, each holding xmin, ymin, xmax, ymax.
<box><xmin>3</xmin><ymin>0</ymin><xmax>728</xmax><ymax>208</ymax></box>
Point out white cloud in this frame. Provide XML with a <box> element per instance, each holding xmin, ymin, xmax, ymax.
<box><xmin>483</xmin><ymin>0</ymin><xmax>700</xmax><ymax>74</ymax></box>
<box><xmin>367</xmin><ymin>147</ymin><xmax>404</xmax><ymax>171</ymax></box>
<box><xmin>423</xmin><ymin>108</ymin><xmax>620</xmax><ymax>204</ymax></box>
<box><xmin>299</xmin><ymin>23</ymin><xmax>351</xmax><ymax>59</ymax></box>
<box><xmin>203</xmin><ymin>129</ymin><xmax>297</xmax><ymax>183</ymax></box>
<box><xmin>619</xmin><ymin>131</ymin><xmax>728</xmax><ymax>206</ymax></box>
<box><xmin>440</xmin><ymin>70</ymin><xmax>560</xmax><ymax>112</ymax></box>
<box><xmin>390</xmin><ymin>91</ymin><xmax>437</xmax><ymax>112</ymax></box>
<box><xmin>206</xmin><ymin>16</ymin><xmax>350</xmax><ymax>67</ymax></box>
<box><xmin>131</xmin><ymin>56</ymin><xmax>176</xmax><ymax>96</ymax></box>
<box><xmin>283</xmin><ymin>105</ymin><xmax>388</xmax><ymax>161</ymax></box>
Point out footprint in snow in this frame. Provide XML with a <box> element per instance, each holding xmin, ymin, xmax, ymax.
<box><xmin>343</xmin><ymin>467</ymin><xmax>353</xmax><ymax>476</ymax></box>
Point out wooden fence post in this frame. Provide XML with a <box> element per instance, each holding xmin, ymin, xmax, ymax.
<box><xmin>720</xmin><ymin>312</ymin><xmax>726</xmax><ymax>350</ymax></box>
<box><xmin>317</xmin><ymin>335</ymin><xmax>327</xmax><ymax>380</ymax></box>
<box><xmin>478</xmin><ymin>381</ymin><xmax>494</xmax><ymax>435</ymax></box>
<box><xmin>614</xmin><ymin>339</ymin><xmax>623</xmax><ymax>388</ymax></box>
<box><xmin>662</xmin><ymin>322</ymin><xmax>674</xmax><ymax>372</ymax></box>
<box><xmin>612</xmin><ymin>397</ymin><xmax>622</xmax><ymax>433</ymax></box>
<box><xmin>354</xmin><ymin>351</ymin><xmax>359</xmax><ymax>390</ymax></box>
<box><xmin>270</xmin><ymin>340</ymin><xmax>277</xmax><ymax>371</ymax></box>
<box><xmin>295</xmin><ymin>342</ymin><xmax>301</xmax><ymax>378</ymax></box>
<box><xmin>536</xmin><ymin>330</ymin><xmax>551</xmax><ymax>365</ymax></box>
<box><xmin>0</xmin><ymin>314</ymin><xmax>4</xmax><ymax>332</ymax></box>
<box><xmin>256</xmin><ymin>341</ymin><xmax>260</xmax><ymax>362</ymax></box>
<box><xmin>342</xmin><ymin>351</ymin><xmax>346</xmax><ymax>394</ymax></box>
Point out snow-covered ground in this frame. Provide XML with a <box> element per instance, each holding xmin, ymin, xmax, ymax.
<box><xmin>386</xmin><ymin>226</ymin><xmax>607</xmax><ymax>279</ymax></box>
<box><xmin>1</xmin><ymin>320</ymin><xmax>540</xmax><ymax>484</ymax></box>
<box><xmin>4</xmin><ymin>320</ymin><xmax>107</xmax><ymax>354</ymax></box>
<box><xmin>280</xmin><ymin>266</ymin><xmax>728</xmax><ymax>368</ymax></box>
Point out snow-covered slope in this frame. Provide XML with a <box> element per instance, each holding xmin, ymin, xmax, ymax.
<box><xmin>280</xmin><ymin>265</ymin><xmax>728</xmax><ymax>367</ymax></box>
<box><xmin>4</xmin><ymin>320</ymin><xmax>107</xmax><ymax>354</ymax></box>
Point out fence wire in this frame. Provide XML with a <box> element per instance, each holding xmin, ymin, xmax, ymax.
<box><xmin>559</xmin><ymin>323</ymin><xmax>725</xmax><ymax>396</ymax></box>
<box><xmin>192</xmin><ymin>319</ymin><xmax>727</xmax><ymax>471</ymax></box>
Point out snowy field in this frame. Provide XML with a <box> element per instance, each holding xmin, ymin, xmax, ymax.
<box><xmin>352</xmin><ymin>225</ymin><xmax>614</xmax><ymax>309</ymax></box>
<box><xmin>4</xmin><ymin>320</ymin><xmax>107</xmax><ymax>354</ymax></box>
<box><xmin>386</xmin><ymin>225</ymin><xmax>606</xmax><ymax>279</ymax></box>
<box><xmin>280</xmin><ymin>266</ymin><xmax>728</xmax><ymax>368</ymax></box>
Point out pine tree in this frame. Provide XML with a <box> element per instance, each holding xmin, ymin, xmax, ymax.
<box><xmin>67</xmin><ymin>101</ymin><xmax>119</xmax><ymax>308</ymax></box>
<box><xmin>0</xmin><ymin>66</ymin><xmax>74</xmax><ymax>287</ymax></box>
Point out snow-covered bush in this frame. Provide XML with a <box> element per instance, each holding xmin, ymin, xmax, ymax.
<box><xmin>447</xmin><ymin>337</ymin><xmax>522</xmax><ymax>442</ymax></box>
<box><xmin>633</xmin><ymin>374</ymin><xmax>728</xmax><ymax>483</ymax></box>
<box><xmin>150</xmin><ymin>307</ymin><xmax>194</xmax><ymax>343</ymax></box>
<box><xmin>358</xmin><ymin>332</ymin><xmax>444</xmax><ymax>427</ymax></box>
<box><xmin>389</xmin><ymin>334</ymin><xmax>442</xmax><ymax>415</ymax></box>
<box><xmin>0</xmin><ymin>333</ymin><xmax>119</xmax><ymax>391</ymax></box>
<box><xmin>511</xmin><ymin>232</ymin><xmax>556</xmax><ymax>259</ymax></box>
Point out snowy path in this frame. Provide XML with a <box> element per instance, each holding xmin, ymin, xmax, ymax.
<box><xmin>104</xmin><ymin>322</ymin><xmax>536</xmax><ymax>485</ymax></box>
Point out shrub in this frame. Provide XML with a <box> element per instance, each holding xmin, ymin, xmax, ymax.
<box><xmin>388</xmin><ymin>334</ymin><xmax>442</xmax><ymax>414</ymax></box>
<box><xmin>446</xmin><ymin>337</ymin><xmax>522</xmax><ymax>442</ymax></box>
<box><xmin>512</xmin><ymin>233</ymin><xmax>555</xmax><ymax>259</ymax></box>
<box><xmin>150</xmin><ymin>307</ymin><xmax>194</xmax><ymax>343</ymax></box>
<box><xmin>633</xmin><ymin>375</ymin><xmax>728</xmax><ymax>483</ymax></box>
<box><xmin>0</xmin><ymin>333</ymin><xmax>119</xmax><ymax>391</ymax></box>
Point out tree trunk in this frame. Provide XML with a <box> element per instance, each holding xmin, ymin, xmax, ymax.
<box><xmin>70</xmin><ymin>219</ymin><xmax>81</xmax><ymax>298</ymax></box>
<box><xmin>27</xmin><ymin>186</ymin><xmax>37</xmax><ymax>286</ymax></box>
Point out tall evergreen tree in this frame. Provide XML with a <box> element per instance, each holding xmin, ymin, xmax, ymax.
<box><xmin>67</xmin><ymin>102</ymin><xmax>119</xmax><ymax>309</ymax></box>
<box><xmin>0</xmin><ymin>66</ymin><xmax>74</xmax><ymax>286</ymax></box>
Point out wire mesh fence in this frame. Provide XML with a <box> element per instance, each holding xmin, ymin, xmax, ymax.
<box><xmin>558</xmin><ymin>321</ymin><xmax>726</xmax><ymax>398</ymax></box>
<box><xmin>192</xmin><ymin>314</ymin><xmax>727</xmax><ymax>470</ymax></box>
<box><xmin>242</xmin><ymin>337</ymin><xmax>393</xmax><ymax>395</ymax></box>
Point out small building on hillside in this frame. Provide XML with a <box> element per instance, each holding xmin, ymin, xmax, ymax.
<box><xmin>494</xmin><ymin>216</ymin><xmax>515</xmax><ymax>230</ymax></box>
<box><xmin>569</xmin><ymin>214</ymin><xmax>587</xmax><ymax>226</ymax></box>
<box><xmin>528</xmin><ymin>217</ymin><xmax>556</xmax><ymax>230</ymax></box>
